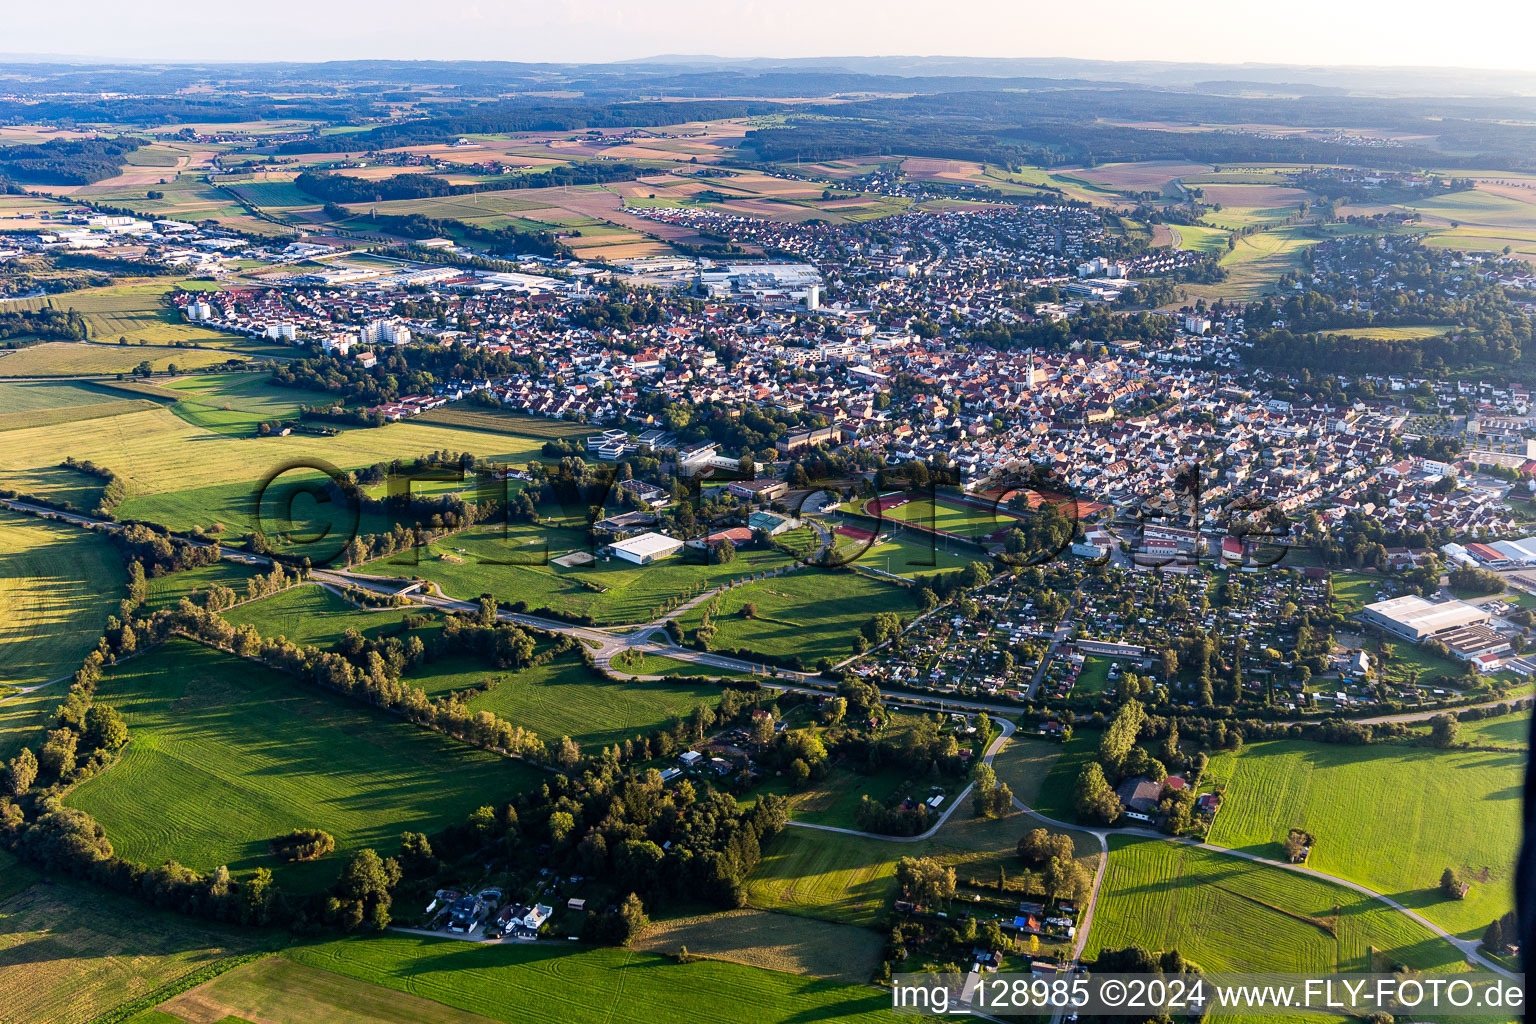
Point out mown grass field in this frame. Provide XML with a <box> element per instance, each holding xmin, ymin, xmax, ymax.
<box><xmin>221</xmin><ymin>583</ymin><xmax>414</xmax><ymax>647</ymax></box>
<box><xmin>0</xmin><ymin>379</ymin><xmax>140</xmax><ymax>411</ymax></box>
<box><xmin>0</xmin><ymin>685</ymin><xmax>63</xmax><ymax>762</ymax></box>
<box><xmin>142</xmin><ymin>559</ymin><xmax>264</xmax><ymax>613</ymax></box>
<box><xmin>1203</xmin><ymin>737</ymin><xmax>1522</xmax><ymax>937</ymax></box>
<box><xmin>990</xmin><ymin>731</ymin><xmax>1069</xmax><ymax>808</ymax></box>
<box><xmin>236</xmin><ymin>935</ymin><xmax>907</xmax><ymax>1024</ymax></box>
<box><xmin>67</xmin><ymin>639</ymin><xmax>539</xmax><ymax>887</ymax></box>
<box><xmin>633</xmin><ymin>908</ymin><xmax>883</xmax><ymax>985</ymax></box>
<box><xmin>675</xmin><ymin>571</ymin><xmax>921</xmax><ymax>666</ymax></box>
<box><xmin>1086</xmin><ymin>836</ymin><xmax>1468</xmax><ymax>974</ymax></box>
<box><xmin>0</xmin><ymin>509</ymin><xmax>125</xmax><ymax>690</ymax></box>
<box><xmin>0</xmin><ymin>876</ymin><xmax>267</xmax><ymax>1024</ymax></box>
<box><xmin>618</xmin><ymin>652</ymin><xmax>752</xmax><ymax>678</ymax></box>
<box><xmin>0</xmin><ymin>341</ymin><xmax>245</xmax><ymax>377</ymax></box>
<box><xmin>747</xmin><ymin>804</ymin><xmax>1098</xmax><ymax>931</ymax></box>
<box><xmin>1183</xmin><ymin>224</ymin><xmax>1317</xmax><ymax>302</ymax></box>
<box><xmin>845</xmin><ymin>531</ymin><xmax>975</xmax><ymax>578</ymax></box>
<box><xmin>413</xmin><ymin>403</ymin><xmax>591</xmax><ymax>442</ymax></box>
<box><xmin>1320</xmin><ymin>324</ymin><xmax>1456</xmax><ymax>341</ymax></box>
<box><xmin>0</xmin><ymin>397</ymin><xmax>162</xmax><ymax>432</ymax></box>
<box><xmin>460</xmin><ymin>650</ymin><xmax>722</xmax><ymax>750</ymax></box>
<box><xmin>162</xmin><ymin>371</ymin><xmax>339</xmax><ymax>435</ymax></box>
<box><xmin>223</xmin><ymin>586</ymin><xmax>729</xmax><ymax>748</ymax></box>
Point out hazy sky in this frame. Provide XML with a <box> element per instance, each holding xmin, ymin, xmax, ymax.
<box><xmin>9</xmin><ymin>0</ymin><xmax>1536</xmax><ymax>71</ymax></box>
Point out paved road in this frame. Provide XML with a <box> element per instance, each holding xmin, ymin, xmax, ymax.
<box><xmin>787</xmin><ymin>717</ymin><xmax>1017</xmax><ymax>842</ymax></box>
<box><xmin>0</xmin><ymin>497</ymin><xmax>1520</xmax><ymax>977</ymax></box>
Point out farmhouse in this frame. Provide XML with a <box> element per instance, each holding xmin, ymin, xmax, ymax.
<box><xmin>1116</xmin><ymin>777</ymin><xmax>1164</xmax><ymax>815</ymax></box>
<box><xmin>609</xmin><ymin>532</ymin><xmax>684</xmax><ymax>565</ymax></box>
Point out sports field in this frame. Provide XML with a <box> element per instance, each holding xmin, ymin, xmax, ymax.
<box><xmin>0</xmin><ymin>509</ymin><xmax>126</xmax><ymax>690</ymax></box>
<box><xmin>210</xmin><ymin>935</ymin><xmax>903</xmax><ymax>1024</ymax></box>
<box><xmin>1203</xmin><ymin>735</ymin><xmax>1522</xmax><ymax>936</ymax></box>
<box><xmin>67</xmin><ymin>640</ymin><xmax>539</xmax><ymax>887</ymax></box>
<box><xmin>869</xmin><ymin>492</ymin><xmax>1016</xmax><ymax>543</ymax></box>
<box><xmin>1086</xmin><ymin>836</ymin><xmax>1469</xmax><ymax>974</ymax></box>
<box><xmin>0</xmin><ymin>877</ymin><xmax>265</xmax><ymax>1024</ymax></box>
<box><xmin>674</xmin><ymin>570</ymin><xmax>921</xmax><ymax>666</ymax></box>
<box><xmin>840</xmin><ymin>528</ymin><xmax>973</xmax><ymax>578</ymax></box>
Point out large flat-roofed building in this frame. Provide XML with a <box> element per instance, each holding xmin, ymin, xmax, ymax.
<box><xmin>608</xmin><ymin>531</ymin><xmax>683</xmax><ymax>565</ymax></box>
<box><xmin>1362</xmin><ymin>595</ymin><xmax>1491</xmax><ymax>642</ymax></box>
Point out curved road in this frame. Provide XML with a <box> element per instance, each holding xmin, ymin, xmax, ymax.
<box><xmin>0</xmin><ymin>497</ymin><xmax>1518</xmax><ymax>976</ymax></box>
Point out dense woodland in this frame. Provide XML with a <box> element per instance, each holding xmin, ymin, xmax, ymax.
<box><xmin>0</xmin><ymin>136</ymin><xmax>142</xmax><ymax>185</ymax></box>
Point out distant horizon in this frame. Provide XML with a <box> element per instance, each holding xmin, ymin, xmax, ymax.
<box><xmin>0</xmin><ymin>52</ymin><xmax>1531</xmax><ymax>75</ymax></box>
<box><xmin>5</xmin><ymin>0</ymin><xmax>1536</xmax><ymax>74</ymax></box>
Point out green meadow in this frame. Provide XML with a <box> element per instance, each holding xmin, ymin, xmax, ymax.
<box><xmin>264</xmin><ymin>935</ymin><xmax>904</xmax><ymax>1024</ymax></box>
<box><xmin>1203</xmin><ymin>735</ymin><xmax>1522</xmax><ymax>937</ymax></box>
<box><xmin>675</xmin><ymin>571</ymin><xmax>922</xmax><ymax>666</ymax></box>
<box><xmin>0</xmin><ymin>509</ymin><xmax>125</xmax><ymax>690</ymax></box>
<box><xmin>1086</xmin><ymin>836</ymin><xmax>1470</xmax><ymax>973</ymax></box>
<box><xmin>67</xmin><ymin>640</ymin><xmax>538</xmax><ymax>888</ymax></box>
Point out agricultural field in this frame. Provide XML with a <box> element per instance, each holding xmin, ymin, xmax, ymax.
<box><xmin>0</xmin><ymin>509</ymin><xmax>126</xmax><ymax>690</ymax></box>
<box><xmin>1181</xmin><ymin>224</ymin><xmax>1318</xmax><ymax>302</ymax></box>
<box><xmin>217</xmin><ymin>935</ymin><xmax>906</xmax><ymax>1024</ymax></box>
<box><xmin>1085</xmin><ymin>836</ymin><xmax>1470</xmax><ymax>973</ymax></box>
<box><xmin>674</xmin><ymin>571</ymin><xmax>923</xmax><ymax>667</ymax></box>
<box><xmin>0</xmin><ymin>877</ymin><xmax>270</xmax><ymax>1024</ymax></box>
<box><xmin>0</xmin><ymin>340</ymin><xmax>246</xmax><ymax>377</ymax></box>
<box><xmin>66</xmin><ymin>639</ymin><xmax>539</xmax><ymax>887</ymax></box>
<box><xmin>0</xmin><ymin>685</ymin><xmax>63</xmax><ymax>761</ymax></box>
<box><xmin>8</xmin><ymin>279</ymin><xmax>243</xmax><ymax>346</ymax></box>
<box><xmin>160</xmin><ymin>370</ymin><xmax>339</xmax><ymax>435</ymax></box>
<box><xmin>633</xmin><ymin>908</ymin><xmax>884</xmax><ymax>985</ymax></box>
<box><xmin>0</xmin><ymin>397</ymin><xmax>161</xmax><ymax>432</ymax></box>
<box><xmin>0</xmin><ymin>378</ymin><xmax>143</xmax><ymax>411</ymax></box>
<box><xmin>1202</xmin><ymin>736</ymin><xmax>1522</xmax><ymax>936</ymax></box>
<box><xmin>0</xmin><ymin>405</ymin><xmax>556</xmax><ymax>534</ymax></box>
